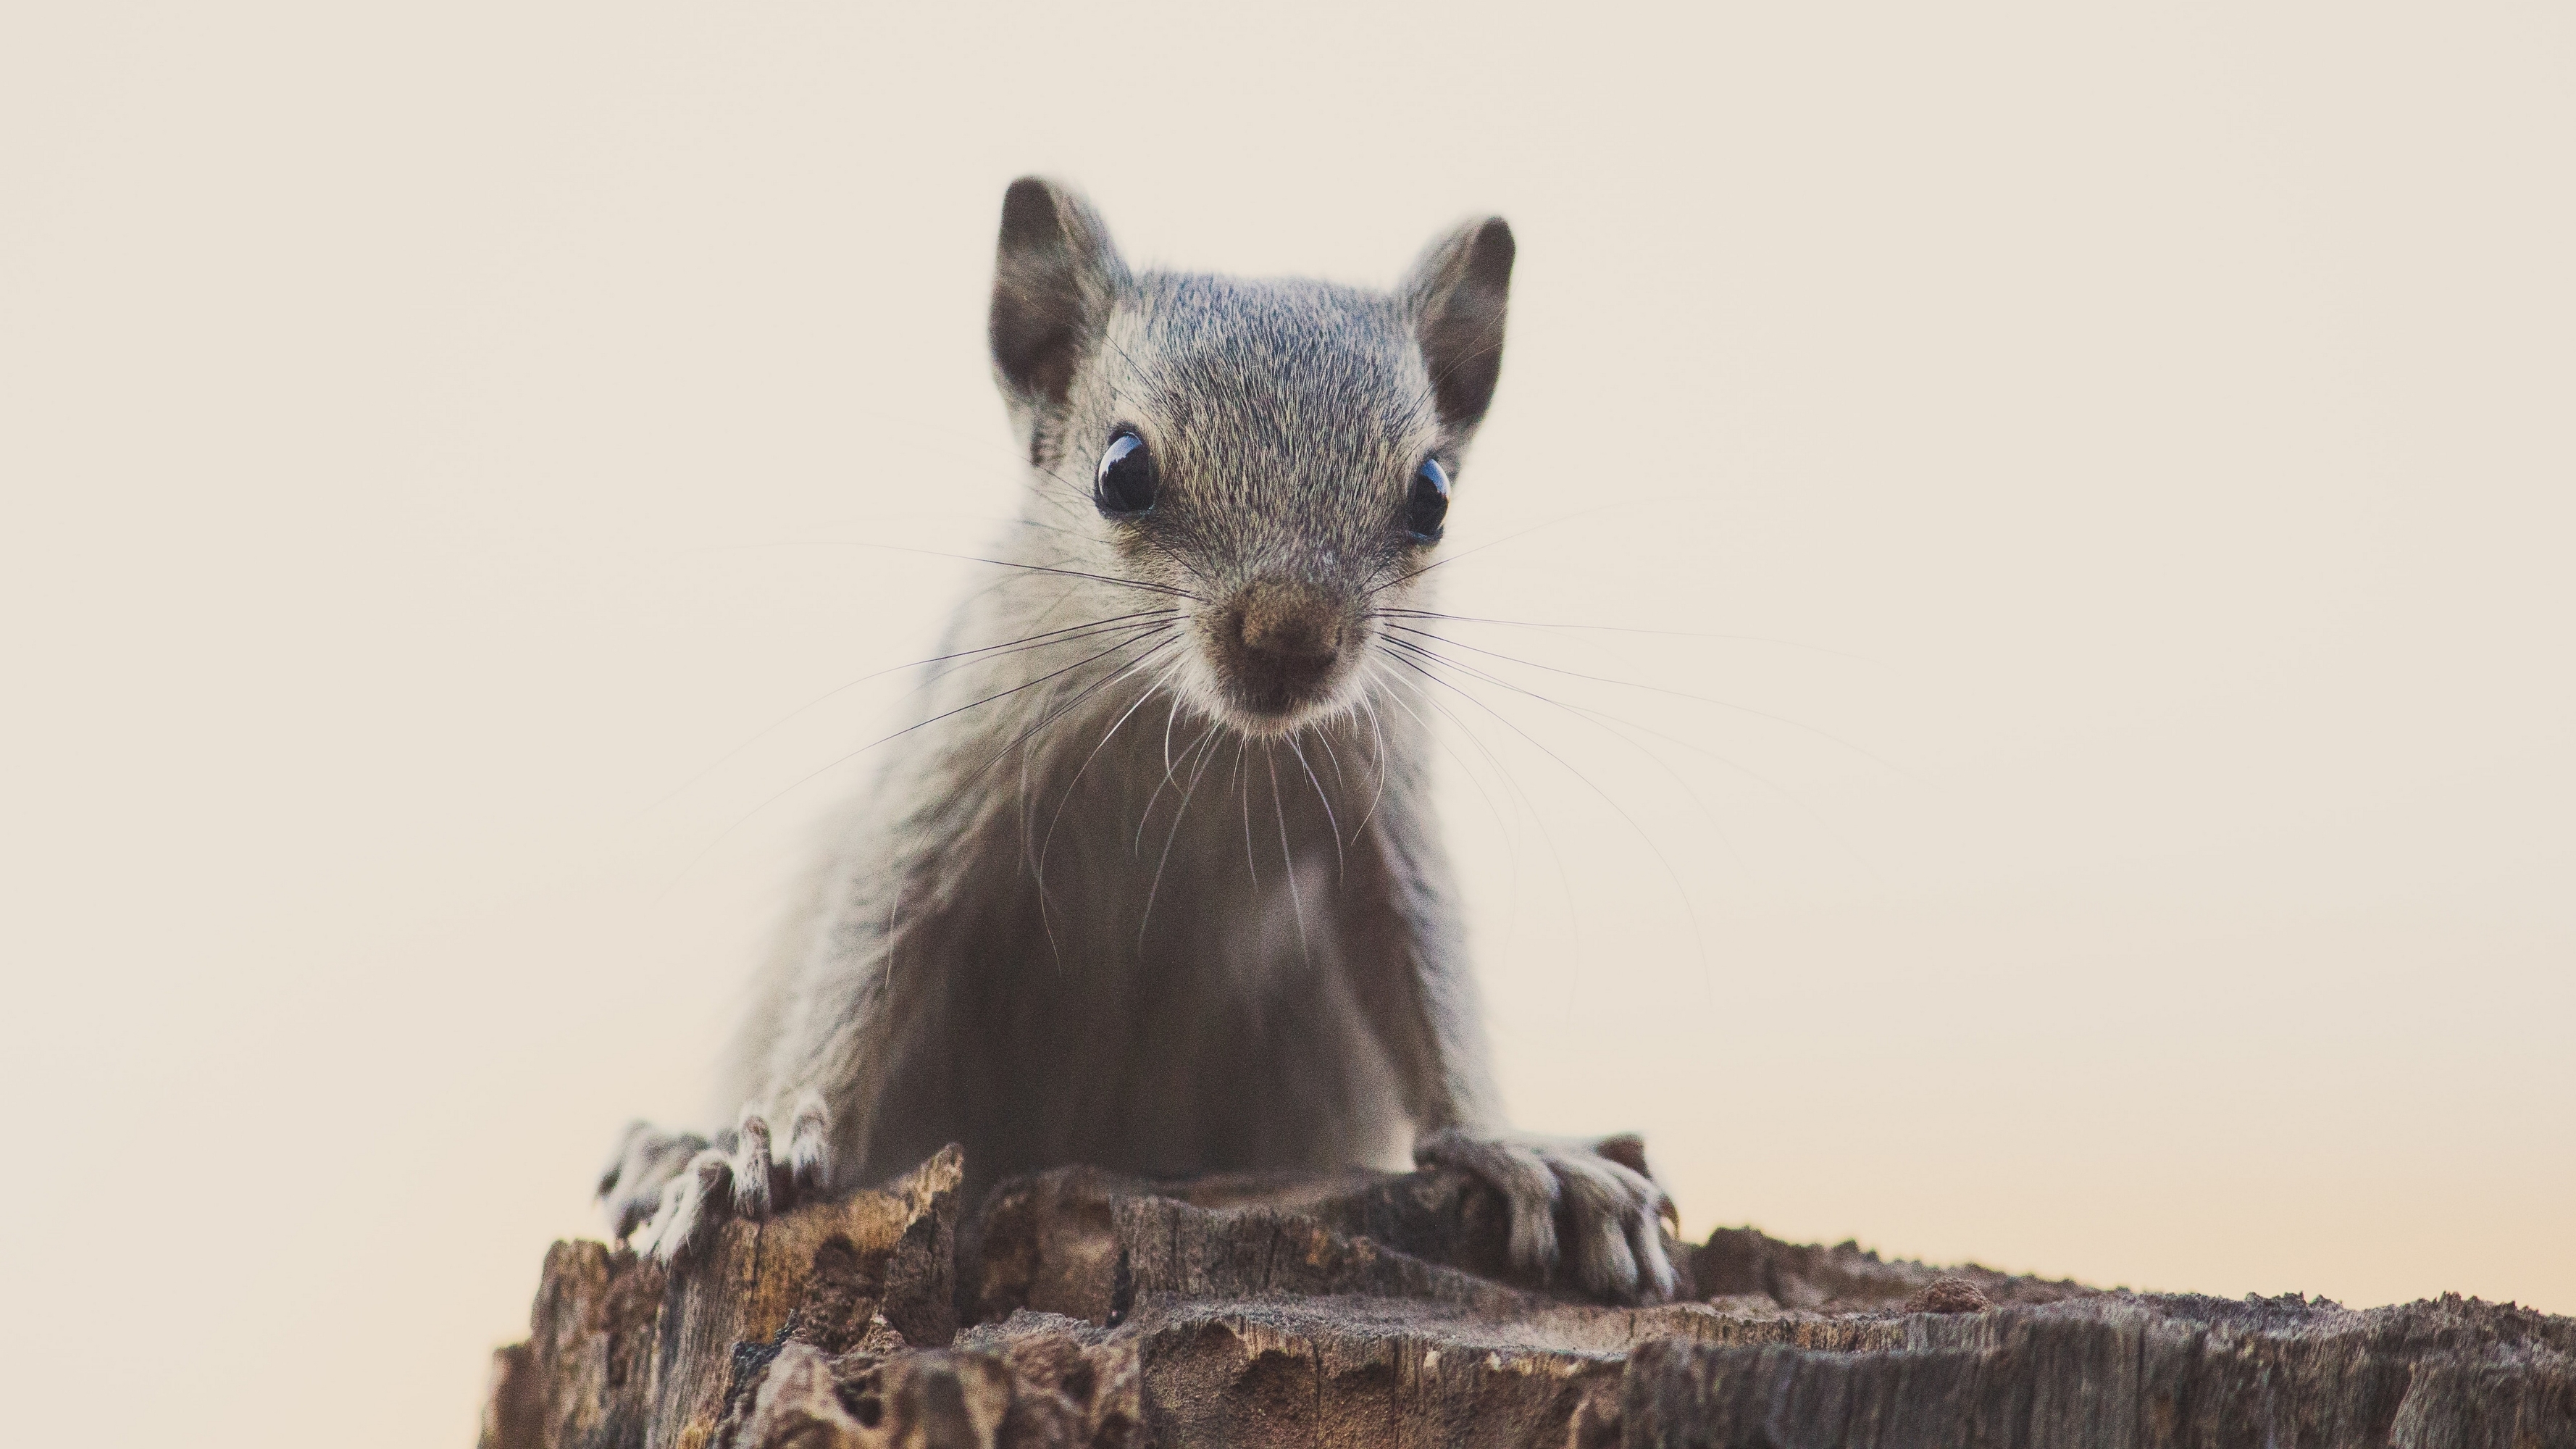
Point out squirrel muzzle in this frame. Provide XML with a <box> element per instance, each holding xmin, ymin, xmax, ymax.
<box><xmin>1210</xmin><ymin>577</ymin><xmax>1352</xmax><ymax>725</ymax></box>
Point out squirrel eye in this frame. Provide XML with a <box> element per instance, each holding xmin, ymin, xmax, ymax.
<box><xmin>1095</xmin><ymin>430</ymin><xmax>1158</xmax><ymax>515</ymax></box>
<box><xmin>1405</xmin><ymin>457</ymin><xmax>1450</xmax><ymax>543</ymax></box>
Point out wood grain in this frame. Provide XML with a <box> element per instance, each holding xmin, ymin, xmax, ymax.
<box><xmin>482</xmin><ymin>1151</ymin><xmax>2575</xmax><ymax>1447</ymax></box>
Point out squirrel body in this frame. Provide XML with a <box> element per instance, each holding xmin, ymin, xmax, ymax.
<box><xmin>598</xmin><ymin>179</ymin><xmax>1676</xmax><ymax>1302</ymax></box>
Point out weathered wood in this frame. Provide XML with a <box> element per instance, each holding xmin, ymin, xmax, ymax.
<box><xmin>1616</xmin><ymin>1295</ymin><xmax>2576</xmax><ymax>1448</ymax></box>
<box><xmin>480</xmin><ymin>1144</ymin><xmax>963</xmax><ymax>1449</ymax></box>
<box><xmin>485</xmin><ymin>1151</ymin><xmax>2576</xmax><ymax>1448</ymax></box>
<box><xmin>1692</xmin><ymin>1223</ymin><xmax>2088</xmax><ymax>1313</ymax></box>
<box><xmin>714</xmin><ymin>1335</ymin><xmax>1137</xmax><ymax>1449</ymax></box>
<box><xmin>970</xmin><ymin>1161</ymin><xmax>1685</xmax><ymax>1324</ymax></box>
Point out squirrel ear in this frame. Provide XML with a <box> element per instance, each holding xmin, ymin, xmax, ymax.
<box><xmin>989</xmin><ymin>178</ymin><xmax>1124</xmax><ymax>416</ymax></box>
<box><xmin>1402</xmin><ymin>216</ymin><xmax>1515</xmax><ymax>436</ymax></box>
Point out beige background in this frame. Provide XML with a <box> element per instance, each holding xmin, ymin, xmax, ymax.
<box><xmin>4</xmin><ymin>4</ymin><xmax>2570</xmax><ymax>1442</ymax></box>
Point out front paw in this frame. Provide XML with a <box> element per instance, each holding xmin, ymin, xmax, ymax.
<box><xmin>595</xmin><ymin>1094</ymin><xmax>833</xmax><ymax>1262</ymax></box>
<box><xmin>1413</xmin><ymin>1127</ymin><xmax>1679</xmax><ymax>1303</ymax></box>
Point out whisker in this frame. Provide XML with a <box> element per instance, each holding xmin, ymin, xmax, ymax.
<box><xmin>1037</xmin><ymin>652</ymin><xmax>1183</xmax><ymax>888</ymax></box>
<box><xmin>1137</xmin><ymin>711</ymin><xmax>1221</xmax><ymax>855</ymax></box>
<box><xmin>666</xmin><ymin>625</ymin><xmax>1176</xmax><ymax>889</ymax></box>
<box><xmin>957</xmin><ymin>631</ymin><xmax>1184</xmax><ymax>807</ymax></box>
<box><xmin>1384</xmin><ymin>629</ymin><xmax>1817</xmax><ymax>832</ymax></box>
<box><xmin>741</xmin><ymin>538</ymin><xmax>1205</xmax><ymax>601</ymax></box>
<box><xmin>1234</xmin><ymin>738</ymin><xmax>1258</xmax><ymax>890</ymax></box>
<box><xmin>1006</xmin><ymin>640</ymin><xmax>1184</xmax><ymax>968</ymax></box>
<box><xmin>1309</xmin><ymin>719</ymin><xmax>1350</xmax><ymax>796</ymax></box>
<box><xmin>1028</xmin><ymin>641</ymin><xmax>1183</xmax><ymax>960</ymax></box>
<box><xmin>1363</xmin><ymin>503</ymin><xmax>1626</xmax><ymax>598</ymax></box>
<box><xmin>1367</xmin><ymin>660</ymin><xmax>1526</xmax><ymax>891</ymax></box>
<box><xmin>910</xmin><ymin>613</ymin><xmax>1174</xmax><ymax>704</ymax></box>
<box><xmin>1376</xmin><ymin>638</ymin><xmax>1710</xmax><ymax>992</ymax></box>
<box><xmin>1139</xmin><ymin>723</ymin><xmax>1227</xmax><ymax>947</ymax></box>
<box><xmin>1378</xmin><ymin>622</ymin><xmax>1911</xmax><ymax>777</ymax></box>
<box><xmin>1350</xmin><ymin>688</ymin><xmax>1394</xmax><ymax>841</ymax></box>
<box><xmin>1369</xmin><ymin>653</ymin><xmax>1559</xmax><ymax>957</ymax></box>
<box><xmin>645</xmin><ymin>609</ymin><xmax>1179</xmax><ymax>813</ymax></box>
<box><xmin>1265</xmin><ymin>743</ymin><xmax>1312</xmax><ymax>962</ymax></box>
<box><xmin>1284</xmin><ymin>730</ymin><xmax>1345</xmax><ymax>882</ymax></box>
<box><xmin>1025</xmin><ymin>454</ymin><xmax>1212</xmax><ymax>599</ymax></box>
<box><xmin>1144</xmin><ymin>532</ymin><xmax>1217</xmax><ymax>595</ymax></box>
<box><xmin>1371</xmin><ymin>607</ymin><xmax>1879</xmax><ymax>663</ymax></box>
<box><xmin>1375</xmin><ymin>630</ymin><xmax>1760</xmax><ymax>890</ymax></box>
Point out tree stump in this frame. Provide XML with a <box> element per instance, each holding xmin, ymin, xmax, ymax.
<box><xmin>481</xmin><ymin>1148</ymin><xmax>2576</xmax><ymax>1447</ymax></box>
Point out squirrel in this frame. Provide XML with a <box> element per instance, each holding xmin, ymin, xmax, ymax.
<box><xmin>595</xmin><ymin>178</ymin><xmax>1678</xmax><ymax>1303</ymax></box>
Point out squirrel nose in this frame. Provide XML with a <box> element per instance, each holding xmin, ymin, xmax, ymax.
<box><xmin>1217</xmin><ymin>579</ymin><xmax>1352</xmax><ymax>720</ymax></box>
<box><xmin>1234</xmin><ymin>580</ymin><xmax>1346</xmax><ymax>660</ymax></box>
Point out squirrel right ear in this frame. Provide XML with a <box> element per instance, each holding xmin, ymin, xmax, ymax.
<box><xmin>1402</xmin><ymin>217</ymin><xmax>1515</xmax><ymax>438</ymax></box>
<box><xmin>989</xmin><ymin>178</ymin><xmax>1124</xmax><ymax>422</ymax></box>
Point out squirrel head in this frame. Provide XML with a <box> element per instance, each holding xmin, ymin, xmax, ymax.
<box><xmin>987</xmin><ymin>176</ymin><xmax>1514</xmax><ymax>738</ymax></box>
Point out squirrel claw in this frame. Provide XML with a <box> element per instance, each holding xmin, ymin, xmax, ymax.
<box><xmin>1415</xmin><ymin>1127</ymin><xmax>1678</xmax><ymax>1303</ymax></box>
<box><xmin>596</xmin><ymin>1098</ymin><xmax>835</xmax><ymax>1263</ymax></box>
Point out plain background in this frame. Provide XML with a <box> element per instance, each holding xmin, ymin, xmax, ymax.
<box><xmin>4</xmin><ymin>4</ymin><xmax>2569</xmax><ymax>1442</ymax></box>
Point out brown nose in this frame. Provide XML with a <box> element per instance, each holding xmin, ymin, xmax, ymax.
<box><xmin>1237</xmin><ymin>580</ymin><xmax>1345</xmax><ymax>659</ymax></box>
<box><xmin>1216</xmin><ymin>580</ymin><xmax>1347</xmax><ymax>718</ymax></box>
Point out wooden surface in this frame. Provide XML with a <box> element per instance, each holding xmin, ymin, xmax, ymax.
<box><xmin>482</xmin><ymin>1144</ymin><xmax>961</xmax><ymax>1449</ymax></box>
<box><xmin>482</xmin><ymin>1150</ymin><xmax>2575</xmax><ymax>1448</ymax></box>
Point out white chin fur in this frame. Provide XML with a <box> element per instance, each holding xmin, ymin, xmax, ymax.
<box><xmin>1174</xmin><ymin>646</ymin><xmax>1372</xmax><ymax>740</ymax></box>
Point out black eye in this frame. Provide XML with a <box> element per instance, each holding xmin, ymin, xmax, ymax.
<box><xmin>1405</xmin><ymin>457</ymin><xmax>1450</xmax><ymax>543</ymax></box>
<box><xmin>1095</xmin><ymin>430</ymin><xmax>1158</xmax><ymax>516</ymax></box>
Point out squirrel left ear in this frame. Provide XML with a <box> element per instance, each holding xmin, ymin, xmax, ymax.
<box><xmin>1401</xmin><ymin>216</ymin><xmax>1515</xmax><ymax>438</ymax></box>
<box><xmin>989</xmin><ymin>177</ymin><xmax>1126</xmax><ymax>417</ymax></box>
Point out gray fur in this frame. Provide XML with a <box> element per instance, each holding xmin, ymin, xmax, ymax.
<box><xmin>598</xmin><ymin>178</ymin><xmax>1675</xmax><ymax>1302</ymax></box>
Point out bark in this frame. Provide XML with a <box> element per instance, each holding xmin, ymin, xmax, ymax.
<box><xmin>482</xmin><ymin>1150</ymin><xmax>2575</xmax><ymax>1448</ymax></box>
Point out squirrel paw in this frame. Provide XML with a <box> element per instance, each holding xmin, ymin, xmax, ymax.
<box><xmin>595</xmin><ymin>1095</ymin><xmax>833</xmax><ymax>1262</ymax></box>
<box><xmin>1413</xmin><ymin>1127</ymin><xmax>1679</xmax><ymax>1303</ymax></box>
